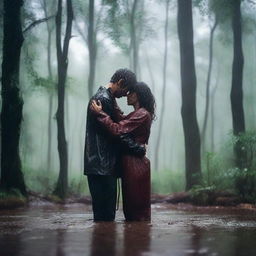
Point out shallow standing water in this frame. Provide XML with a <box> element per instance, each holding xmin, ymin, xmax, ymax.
<box><xmin>1</xmin><ymin>203</ymin><xmax>256</xmax><ymax>256</ymax></box>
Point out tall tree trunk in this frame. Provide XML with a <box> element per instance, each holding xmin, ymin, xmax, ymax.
<box><xmin>201</xmin><ymin>17</ymin><xmax>218</xmax><ymax>153</ymax></box>
<box><xmin>210</xmin><ymin>66</ymin><xmax>219</xmax><ymax>153</ymax></box>
<box><xmin>177</xmin><ymin>0</ymin><xmax>201</xmax><ymax>190</ymax></box>
<box><xmin>145</xmin><ymin>48</ymin><xmax>155</xmax><ymax>95</ymax></box>
<box><xmin>130</xmin><ymin>0</ymin><xmax>138</xmax><ymax>74</ymax></box>
<box><xmin>88</xmin><ymin>0</ymin><xmax>96</xmax><ymax>98</ymax></box>
<box><xmin>54</xmin><ymin>0</ymin><xmax>73</xmax><ymax>199</ymax></box>
<box><xmin>42</xmin><ymin>0</ymin><xmax>54</xmax><ymax>173</ymax></box>
<box><xmin>154</xmin><ymin>0</ymin><xmax>170</xmax><ymax>171</ymax></box>
<box><xmin>230</xmin><ymin>0</ymin><xmax>246</xmax><ymax>169</ymax></box>
<box><xmin>0</xmin><ymin>0</ymin><xmax>26</xmax><ymax>196</ymax></box>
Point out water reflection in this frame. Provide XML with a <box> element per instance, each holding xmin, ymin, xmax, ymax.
<box><xmin>88</xmin><ymin>221</ymin><xmax>151</xmax><ymax>256</ymax></box>
<box><xmin>1</xmin><ymin>206</ymin><xmax>256</xmax><ymax>256</ymax></box>
<box><xmin>56</xmin><ymin>229</ymin><xmax>66</xmax><ymax>256</ymax></box>
<box><xmin>188</xmin><ymin>225</ymin><xmax>207</xmax><ymax>256</ymax></box>
<box><xmin>0</xmin><ymin>234</ymin><xmax>22</xmax><ymax>256</ymax></box>
<box><xmin>90</xmin><ymin>222</ymin><xmax>117</xmax><ymax>256</ymax></box>
<box><xmin>123</xmin><ymin>222</ymin><xmax>151</xmax><ymax>256</ymax></box>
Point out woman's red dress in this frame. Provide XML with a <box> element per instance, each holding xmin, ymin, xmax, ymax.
<box><xmin>97</xmin><ymin>108</ymin><xmax>152</xmax><ymax>221</ymax></box>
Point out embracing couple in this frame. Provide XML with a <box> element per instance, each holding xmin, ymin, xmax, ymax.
<box><xmin>84</xmin><ymin>69</ymin><xmax>155</xmax><ymax>222</ymax></box>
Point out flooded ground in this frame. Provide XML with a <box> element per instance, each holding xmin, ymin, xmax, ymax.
<box><xmin>1</xmin><ymin>203</ymin><xmax>256</xmax><ymax>256</ymax></box>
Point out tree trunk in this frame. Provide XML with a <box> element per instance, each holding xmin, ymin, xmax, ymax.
<box><xmin>230</xmin><ymin>0</ymin><xmax>246</xmax><ymax>169</ymax></box>
<box><xmin>177</xmin><ymin>0</ymin><xmax>201</xmax><ymax>190</ymax></box>
<box><xmin>201</xmin><ymin>17</ymin><xmax>218</xmax><ymax>154</ymax></box>
<box><xmin>42</xmin><ymin>0</ymin><xmax>54</xmax><ymax>174</ymax></box>
<box><xmin>210</xmin><ymin>66</ymin><xmax>219</xmax><ymax>153</ymax></box>
<box><xmin>130</xmin><ymin>0</ymin><xmax>138</xmax><ymax>74</ymax></box>
<box><xmin>0</xmin><ymin>0</ymin><xmax>26</xmax><ymax>196</ymax></box>
<box><xmin>54</xmin><ymin>0</ymin><xmax>73</xmax><ymax>199</ymax></box>
<box><xmin>88</xmin><ymin>0</ymin><xmax>96</xmax><ymax>98</ymax></box>
<box><xmin>145</xmin><ymin>48</ymin><xmax>155</xmax><ymax>95</ymax></box>
<box><xmin>154</xmin><ymin>0</ymin><xmax>170</xmax><ymax>171</ymax></box>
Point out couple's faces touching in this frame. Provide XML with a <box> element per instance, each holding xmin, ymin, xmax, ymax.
<box><xmin>114</xmin><ymin>79</ymin><xmax>138</xmax><ymax>102</ymax></box>
<box><xmin>127</xmin><ymin>91</ymin><xmax>138</xmax><ymax>106</ymax></box>
<box><xmin>112</xmin><ymin>79</ymin><xmax>129</xmax><ymax>98</ymax></box>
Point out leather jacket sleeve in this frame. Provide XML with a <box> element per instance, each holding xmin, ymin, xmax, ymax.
<box><xmin>119</xmin><ymin>134</ymin><xmax>146</xmax><ymax>157</ymax></box>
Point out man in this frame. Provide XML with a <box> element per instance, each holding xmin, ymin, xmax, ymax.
<box><xmin>84</xmin><ymin>68</ymin><xmax>145</xmax><ymax>221</ymax></box>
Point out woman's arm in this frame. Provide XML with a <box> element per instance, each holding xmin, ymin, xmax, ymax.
<box><xmin>91</xmin><ymin>100</ymin><xmax>149</xmax><ymax>136</ymax></box>
<box><xmin>90</xmin><ymin>100</ymin><xmax>148</xmax><ymax>156</ymax></box>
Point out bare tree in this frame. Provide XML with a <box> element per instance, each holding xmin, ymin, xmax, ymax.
<box><xmin>154</xmin><ymin>0</ymin><xmax>171</xmax><ymax>171</ymax></box>
<box><xmin>41</xmin><ymin>0</ymin><xmax>56</xmax><ymax>174</ymax></box>
<box><xmin>74</xmin><ymin>0</ymin><xmax>100</xmax><ymax>98</ymax></box>
<box><xmin>53</xmin><ymin>0</ymin><xmax>74</xmax><ymax>199</ymax></box>
<box><xmin>0</xmin><ymin>0</ymin><xmax>26</xmax><ymax>195</ymax></box>
<box><xmin>230</xmin><ymin>0</ymin><xmax>246</xmax><ymax>169</ymax></box>
<box><xmin>177</xmin><ymin>0</ymin><xmax>201</xmax><ymax>190</ymax></box>
<box><xmin>201</xmin><ymin>16</ymin><xmax>218</xmax><ymax>153</ymax></box>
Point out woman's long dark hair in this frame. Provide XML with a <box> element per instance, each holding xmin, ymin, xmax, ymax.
<box><xmin>132</xmin><ymin>82</ymin><xmax>156</xmax><ymax>120</ymax></box>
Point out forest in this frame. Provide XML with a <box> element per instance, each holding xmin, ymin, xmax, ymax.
<box><xmin>0</xmin><ymin>0</ymin><xmax>256</xmax><ymax>205</ymax></box>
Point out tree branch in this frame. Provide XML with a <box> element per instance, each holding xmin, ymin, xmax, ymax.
<box><xmin>74</xmin><ymin>19</ymin><xmax>88</xmax><ymax>45</ymax></box>
<box><xmin>23</xmin><ymin>15</ymin><xmax>55</xmax><ymax>34</ymax></box>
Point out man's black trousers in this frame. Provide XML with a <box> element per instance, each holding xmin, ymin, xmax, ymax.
<box><xmin>87</xmin><ymin>175</ymin><xmax>117</xmax><ymax>221</ymax></box>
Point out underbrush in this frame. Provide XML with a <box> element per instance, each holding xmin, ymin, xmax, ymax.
<box><xmin>192</xmin><ymin>131</ymin><xmax>256</xmax><ymax>204</ymax></box>
<box><xmin>23</xmin><ymin>167</ymin><xmax>90</xmax><ymax>196</ymax></box>
<box><xmin>0</xmin><ymin>188</ymin><xmax>27</xmax><ymax>209</ymax></box>
<box><xmin>151</xmin><ymin>169</ymin><xmax>185</xmax><ymax>194</ymax></box>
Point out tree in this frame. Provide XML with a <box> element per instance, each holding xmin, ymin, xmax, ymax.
<box><xmin>195</xmin><ymin>0</ymin><xmax>219</xmax><ymax>153</ymax></box>
<box><xmin>230</xmin><ymin>0</ymin><xmax>246</xmax><ymax>169</ymax></box>
<box><xmin>53</xmin><ymin>0</ymin><xmax>74</xmax><ymax>199</ymax></box>
<box><xmin>41</xmin><ymin>0</ymin><xmax>56</xmax><ymax>174</ymax></box>
<box><xmin>0</xmin><ymin>0</ymin><xmax>26</xmax><ymax>195</ymax></box>
<box><xmin>87</xmin><ymin>0</ymin><xmax>97</xmax><ymax>98</ymax></box>
<box><xmin>104</xmin><ymin>0</ymin><xmax>146</xmax><ymax>77</ymax></box>
<box><xmin>154</xmin><ymin>0</ymin><xmax>171</xmax><ymax>171</ymax></box>
<box><xmin>74</xmin><ymin>0</ymin><xmax>97</xmax><ymax>98</ymax></box>
<box><xmin>177</xmin><ymin>0</ymin><xmax>201</xmax><ymax>190</ymax></box>
<box><xmin>201</xmin><ymin>16</ymin><xmax>218</xmax><ymax>153</ymax></box>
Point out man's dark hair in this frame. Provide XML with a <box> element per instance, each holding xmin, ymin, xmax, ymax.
<box><xmin>110</xmin><ymin>68</ymin><xmax>137</xmax><ymax>90</ymax></box>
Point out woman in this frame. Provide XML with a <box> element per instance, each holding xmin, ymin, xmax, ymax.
<box><xmin>91</xmin><ymin>82</ymin><xmax>156</xmax><ymax>221</ymax></box>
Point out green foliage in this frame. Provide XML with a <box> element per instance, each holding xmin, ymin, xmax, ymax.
<box><xmin>0</xmin><ymin>188</ymin><xmax>24</xmax><ymax>199</ymax></box>
<box><xmin>102</xmin><ymin>0</ymin><xmax>155</xmax><ymax>54</ymax></box>
<box><xmin>229</xmin><ymin>131</ymin><xmax>256</xmax><ymax>201</ymax></box>
<box><xmin>152</xmin><ymin>169</ymin><xmax>185</xmax><ymax>194</ymax></box>
<box><xmin>232</xmin><ymin>167</ymin><xmax>256</xmax><ymax>200</ymax></box>
<box><xmin>230</xmin><ymin>131</ymin><xmax>256</xmax><ymax>169</ymax></box>
<box><xmin>189</xmin><ymin>184</ymin><xmax>216</xmax><ymax>205</ymax></box>
<box><xmin>68</xmin><ymin>175</ymin><xmax>90</xmax><ymax>196</ymax></box>
<box><xmin>201</xmin><ymin>150</ymin><xmax>237</xmax><ymax>192</ymax></box>
<box><xmin>73</xmin><ymin>0</ymin><xmax>89</xmax><ymax>21</ymax></box>
<box><xmin>23</xmin><ymin>44</ymin><xmax>55</xmax><ymax>93</ymax></box>
<box><xmin>23</xmin><ymin>166</ymin><xmax>90</xmax><ymax>196</ymax></box>
<box><xmin>0</xmin><ymin>188</ymin><xmax>27</xmax><ymax>209</ymax></box>
<box><xmin>199</xmin><ymin>131</ymin><xmax>256</xmax><ymax>202</ymax></box>
<box><xmin>23</xmin><ymin>167</ymin><xmax>58</xmax><ymax>195</ymax></box>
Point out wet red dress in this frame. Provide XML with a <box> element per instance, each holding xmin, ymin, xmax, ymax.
<box><xmin>96</xmin><ymin>107</ymin><xmax>152</xmax><ymax>221</ymax></box>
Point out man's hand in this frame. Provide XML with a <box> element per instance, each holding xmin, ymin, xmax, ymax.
<box><xmin>90</xmin><ymin>100</ymin><xmax>102</xmax><ymax>113</ymax></box>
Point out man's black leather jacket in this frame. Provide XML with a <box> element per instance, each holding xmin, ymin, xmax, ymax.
<box><xmin>84</xmin><ymin>86</ymin><xmax>145</xmax><ymax>176</ymax></box>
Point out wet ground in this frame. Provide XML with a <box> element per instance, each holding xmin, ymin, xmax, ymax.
<box><xmin>1</xmin><ymin>203</ymin><xmax>256</xmax><ymax>256</ymax></box>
